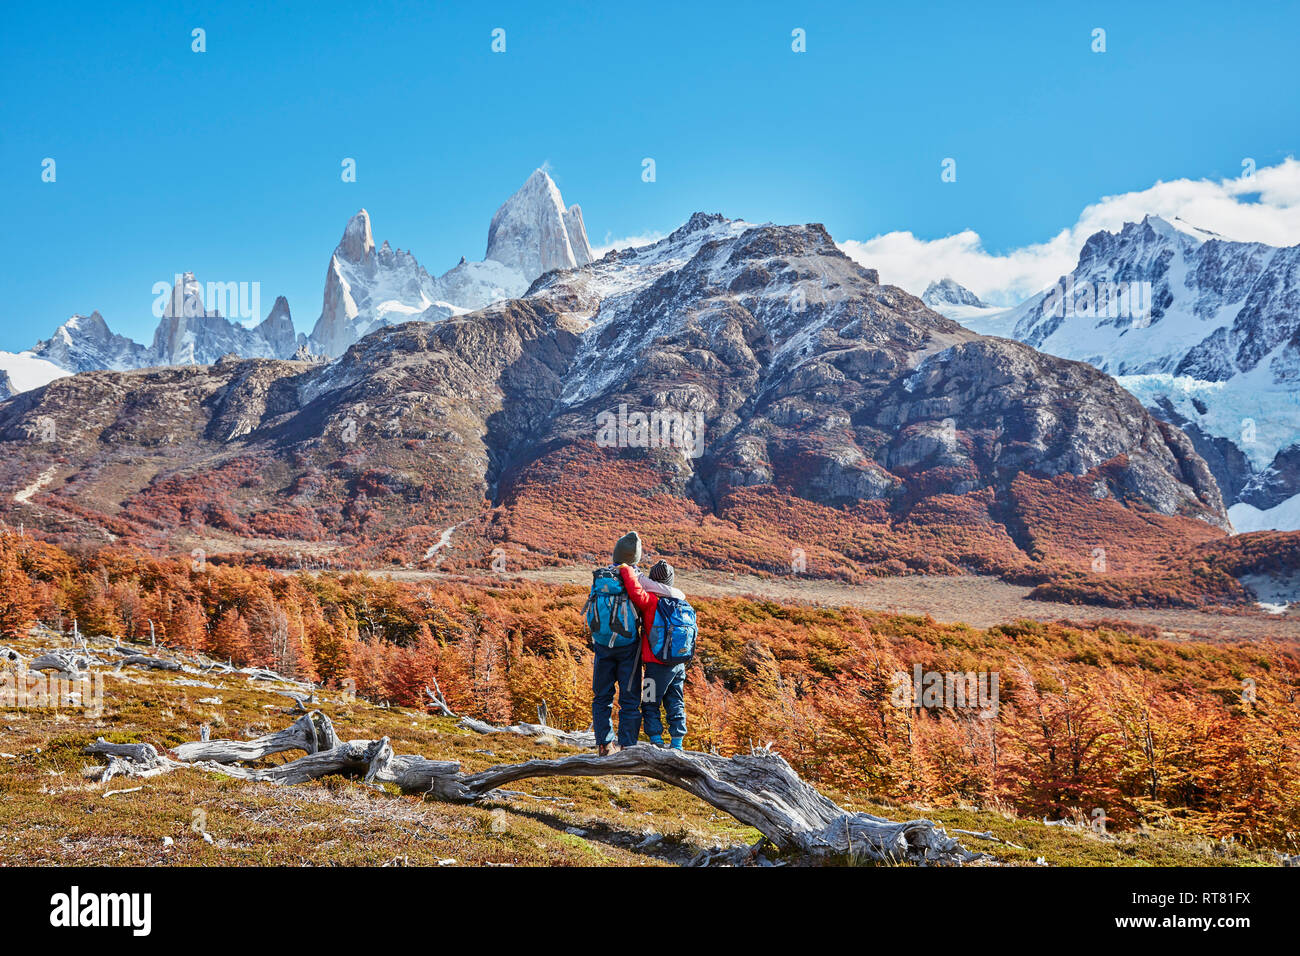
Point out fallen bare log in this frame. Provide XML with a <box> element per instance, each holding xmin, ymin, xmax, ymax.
<box><xmin>29</xmin><ymin>649</ymin><xmax>96</xmax><ymax>677</ymax></box>
<box><xmin>458</xmin><ymin>716</ymin><xmax>596</xmax><ymax>750</ymax></box>
<box><xmin>241</xmin><ymin>667</ymin><xmax>284</xmax><ymax>681</ymax></box>
<box><xmin>192</xmin><ymin>660</ymin><xmax>307</xmax><ymax>685</ymax></box>
<box><xmin>281</xmin><ymin>691</ymin><xmax>316</xmax><ymax>713</ymax></box>
<box><xmin>87</xmin><ymin>712</ymin><xmax>976</xmax><ymax>864</ymax></box>
<box><xmin>172</xmin><ymin>710</ymin><xmax>341</xmax><ymax>763</ymax></box>
<box><xmin>83</xmin><ymin>739</ymin><xmax>179</xmax><ymax>783</ymax></box>
<box><xmin>197</xmin><ymin>661</ymin><xmax>236</xmax><ymax>675</ymax></box>
<box><xmin>425</xmin><ymin>691</ymin><xmax>595</xmax><ymax>748</ymax></box>
<box><xmin>116</xmin><ymin>654</ymin><xmax>182</xmax><ymax>672</ymax></box>
<box><xmin>446</xmin><ymin>746</ymin><xmax>976</xmax><ymax>863</ymax></box>
<box><xmin>170</xmin><ymin>737</ymin><xmax>461</xmax><ymax>790</ymax></box>
<box><xmin>239</xmin><ymin>665</ymin><xmax>310</xmax><ymax>686</ymax></box>
<box><xmin>0</xmin><ymin>646</ymin><xmax>22</xmax><ymax>670</ymax></box>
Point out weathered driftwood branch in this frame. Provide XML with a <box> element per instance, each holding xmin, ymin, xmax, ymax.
<box><xmin>424</xmin><ymin>681</ymin><xmax>456</xmax><ymax>717</ymax></box>
<box><xmin>458</xmin><ymin>716</ymin><xmax>597</xmax><ymax>750</ymax></box>
<box><xmin>29</xmin><ymin>649</ymin><xmax>96</xmax><ymax>677</ymax></box>
<box><xmin>239</xmin><ymin>666</ymin><xmax>305</xmax><ymax>684</ymax></box>
<box><xmin>83</xmin><ymin>738</ymin><xmax>179</xmax><ymax>783</ymax></box>
<box><xmin>172</xmin><ymin>710</ymin><xmax>341</xmax><ymax>763</ymax></box>
<box><xmin>82</xmin><ymin>712</ymin><xmax>974</xmax><ymax>865</ymax></box>
<box><xmin>446</xmin><ymin>746</ymin><xmax>976</xmax><ymax>863</ymax></box>
<box><xmin>116</xmin><ymin>654</ymin><xmax>182</xmax><ymax>672</ymax></box>
<box><xmin>171</xmin><ymin>737</ymin><xmax>461</xmax><ymax>790</ymax></box>
<box><xmin>282</xmin><ymin>691</ymin><xmax>316</xmax><ymax>713</ymax></box>
<box><xmin>189</xmin><ymin>660</ymin><xmax>311</xmax><ymax>688</ymax></box>
<box><xmin>29</xmin><ymin>644</ymin><xmax>180</xmax><ymax>675</ymax></box>
<box><xmin>425</xmin><ymin>688</ymin><xmax>595</xmax><ymax>749</ymax></box>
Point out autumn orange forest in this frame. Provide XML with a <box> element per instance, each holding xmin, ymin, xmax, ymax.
<box><xmin>3</xmin><ymin>532</ymin><xmax>1297</xmax><ymax>853</ymax></box>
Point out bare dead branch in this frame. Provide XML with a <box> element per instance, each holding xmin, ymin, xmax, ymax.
<box><xmin>86</xmin><ymin>712</ymin><xmax>976</xmax><ymax>865</ymax></box>
<box><xmin>115</xmin><ymin>654</ymin><xmax>182</xmax><ymax>672</ymax></box>
<box><xmin>172</xmin><ymin>710</ymin><xmax>341</xmax><ymax>763</ymax></box>
<box><xmin>458</xmin><ymin>716</ymin><xmax>596</xmax><ymax>749</ymax></box>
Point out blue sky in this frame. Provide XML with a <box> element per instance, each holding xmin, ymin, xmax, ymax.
<box><xmin>2</xmin><ymin>0</ymin><xmax>1298</xmax><ymax>348</ymax></box>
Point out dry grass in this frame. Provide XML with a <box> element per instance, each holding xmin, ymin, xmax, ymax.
<box><xmin>0</xmin><ymin>627</ymin><xmax>1281</xmax><ymax>868</ymax></box>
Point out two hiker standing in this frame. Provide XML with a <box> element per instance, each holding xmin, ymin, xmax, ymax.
<box><xmin>584</xmin><ymin>531</ymin><xmax>697</xmax><ymax>757</ymax></box>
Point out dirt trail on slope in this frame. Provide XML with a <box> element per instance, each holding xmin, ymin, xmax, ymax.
<box><xmin>450</xmin><ymin>567</ymin><xmax>1300</xmax><ymax>642</ymax></box>
<box><xmin>13</xmin><ymin>466</ymin><xmax>56</xmax><ymax>504</ymax></box>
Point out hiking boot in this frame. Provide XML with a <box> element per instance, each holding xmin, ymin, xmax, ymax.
<box><xmin>598</xmin><ymin>743</ymin><xmax>622</xmax><ymax>757</ymax></box>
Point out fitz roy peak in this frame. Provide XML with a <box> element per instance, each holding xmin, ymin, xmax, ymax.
<box><xmin>306</xmin><ymin>168</ymin><xmax>593</xmax><ymax>357</ymax></box>
<box><xmin>485</xmin><ymin>168</ymin><xmax>593</xmax><ymax>279</ymax></box>
<box><xmin>20</xmin><ymin>168</ymin><xmax>595</xmax><ymax>379</ymax></box>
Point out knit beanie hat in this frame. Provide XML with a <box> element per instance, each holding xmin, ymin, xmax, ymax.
<box><xmin>612</xmin><ymin>531</ymin><xmax>642</xmax><ymax>566</ymax></box>
<box><xmin>649</xmin><ymin>560</ymin><xmax>674</xmax><ymax>587</ymax></box>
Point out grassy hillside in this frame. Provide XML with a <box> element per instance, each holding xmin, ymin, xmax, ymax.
<box><xmin>0</xmin><ymin>620</ymin><xmax>1292</xmax><ymax>867</ymax></box>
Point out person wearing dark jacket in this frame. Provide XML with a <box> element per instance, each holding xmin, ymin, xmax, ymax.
<box><xmin>591</xmin><ymin>531</ymin><xmax>648</xmax><ymax>755</ymax></box>
<box><xmin>618</xmin><ymin>559</ymin><xmax>688</xmax><ymax>750</ymax></box>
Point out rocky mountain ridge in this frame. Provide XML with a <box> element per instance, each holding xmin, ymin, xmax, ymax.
<box><xmin>0</xmin><ymin>212</ymin><xmax>1230</xmax><ymax>584</ymax></box>
<box><xmin>956</xmin><ymin>215</ymin><xmax>1300</xmax><ymax>530</ymax></box>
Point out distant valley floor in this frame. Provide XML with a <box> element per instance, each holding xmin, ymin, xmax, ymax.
<box><xmin>386</xmin><ymin>568</ymin><xmax>1300</xmax><ymax>642</ymax></box>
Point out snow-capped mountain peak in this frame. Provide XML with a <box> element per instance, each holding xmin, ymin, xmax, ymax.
<box><xmin>486</xmin><ymin>168</ymin><xmax>593</xmax><ymax>279</ymax></box>
<box><xmin>922</xmin><ymin>277</ymin><xmax>985</xmax><ymax>308</ymax></box>
<box><xmin>308</xmin><ymin>210</ymin><xmax>448</xmax><ymax>358</ymax></box>
<box><xmin>256</xmin><ymin>295</ymin><xmax>297</xmax><ymax>358</ymax></box>
<box><xmin>1142</xmin><ymin>213</ymin><xmax>1226</xmax><ymax>245</ymax></box>
<box><xmin>29</xmin><ymin>283</ymin><xmax>302</xmax><ymax>379</ymax></box>
<box><xmin>149</xmin><ymin>272</ymin><xmax>299</xmax><ymax>366</ymax></box>
<box><xmin>957</xmin><ymin>213</ymin><xmax>1300</xmax><ymax>529</ymax></box>
<box><xmin>31</xmin><ymin>311</ymin><xmax>150</xmax><ymax>373</ymax></box>
<box><xmin>306</xmin><ymin>169</ymin><xmax>595</xmax><ymax>358</ymax></box>
<box><xmin>564</xmin><ymin>203</ymin><xmax>594</xmax><ymax>265</ymax></box>
<box><xmin>339</xmin><ymin>209</ymin><xmax>376</xmax><ymax>264</ymax></box>
<box><xmin>163</xmin><ymin>271</ymin><xmax>222</xmax><ymax>319</ymax></box>
<box><xmin>14</xmin><ymin>168</ymin><xmax>597</xmax><ymax>377</ymax></box>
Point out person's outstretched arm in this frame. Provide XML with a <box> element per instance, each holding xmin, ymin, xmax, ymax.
<box><xmin>636</xmin><ymin>569</ymin><xmax>684</xmax><ymax>600</ymax></box>
<box><xmin>618</xmin><ymin>564</ymin><xmax>655</xmax><ymax>615</ymax></box>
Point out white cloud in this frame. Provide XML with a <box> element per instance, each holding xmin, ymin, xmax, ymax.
<box><xmin>838</xmin><ymin>158</ymin><xmax>1300</xmax><ymax>306</ymax></box>
<box><xmin>590</xmin><ymin>230</ymin><xmax>666</xmax><ymax>258</ymax></box>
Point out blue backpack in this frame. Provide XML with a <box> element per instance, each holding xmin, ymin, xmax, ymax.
<box><xmin>647</xmin><ymin>595</ymin><xmax>697</xmax><ymax>665</ymax></box>
<box><xmin>583</xmin><ymin>568</ymin><xmax>640</xmax><ymax>649</ymax></box>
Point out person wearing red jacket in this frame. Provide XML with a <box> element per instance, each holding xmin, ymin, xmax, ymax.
<box><xmin>618</xmin><ymin>559</ymin><xmax>688</xmax><ymax>749</ymax></box>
